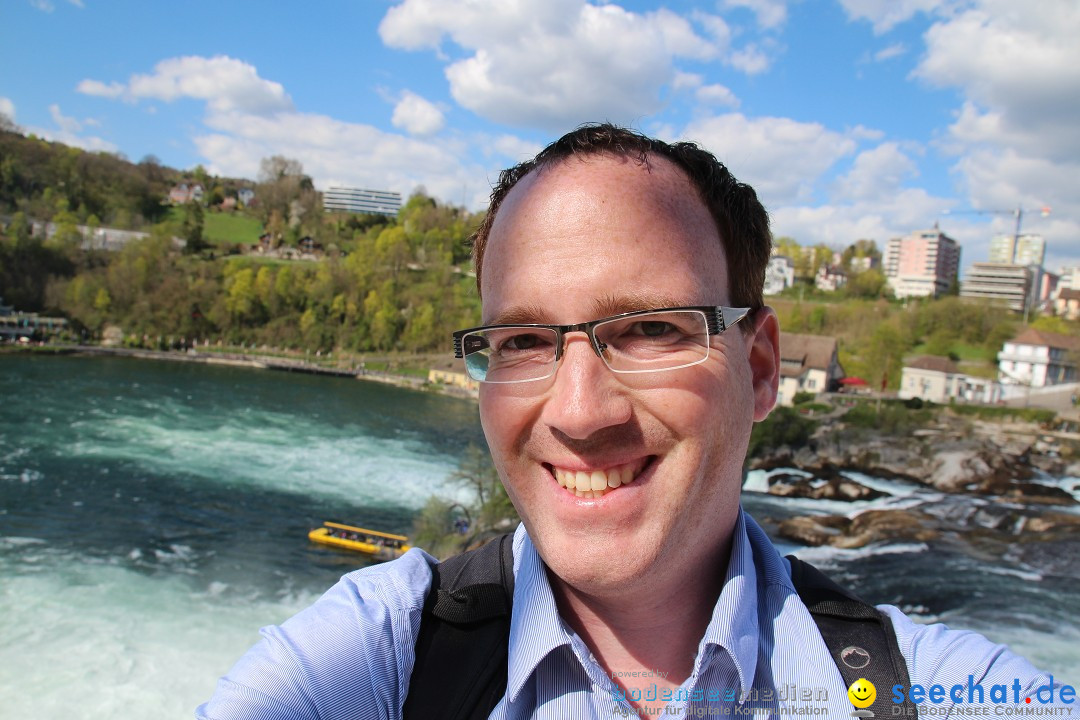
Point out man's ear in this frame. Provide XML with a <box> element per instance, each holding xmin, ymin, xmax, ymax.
<box><xmin>746</xmin><ymin>307</ymin><xmax>780</xmax><ymax>421</ymax></box>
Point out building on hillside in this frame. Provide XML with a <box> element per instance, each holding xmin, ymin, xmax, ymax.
<box><xmin>168</xmin><ymin>183</ymin><xmax>204</xmax><ymax>205</ymax></box>
<box><xmin>849</xmin><ymin>255</ymin><xmax>878</xmax><ymax>273</ymax></box>
<box><xmin>428</xmin><ymin>368</ymin><xmax>478</xmax><ymax>392</ymax></box>
<box><xmin>815</xmin><ymin>265</ymin><xmax>846</xmax><ymax>292</ymax></box>
<box><xmin>323</xmin><ymin>187</ymin><xmax>402</xmax><ymax>216</ymax></box>
<box><xmin>997</xmin><ymin>328</ymin><xmax>1080</xmax><ymax>388</ymax></box>
<box><xmin>764</xmin><ymin>255</ymin><xmax>795</xmax><ymax>295</ymax></box>
<box><xmin>884</xmin><ymin>228</ymin><xmax>961</xmax><ymax>299</ymax></box>
<box><xmin>899</xmin><ymin>355</ymin><xmax>1001</xmax><ymax>404</ymax></box>
<box><xmin>1037</xmin><ymin>269</ymin><xmax>1060</xmax><ymax>307</ymax></box>
<box><xmin>1055</xmin><ymin>289</ymin><xmax>1080</xmax><ymax>321</ymax></box>
<box><xmin>989</xmin><ymin>233</ymin><xmax>1045</xmax><ymax>266</ymax></box>
<box><xmin>1057</xmin><ymin>267</ymin><xmax>1080</xmax><ymax>294</ymax></box>
<box><xmin>960</xmin><ymin>263</ymin><xmax>1032</xmax><ymax>312</ymax></box>
<box><xmin>776</xmin><ymin>332</ymin><xmax>844</xmax><ymax>406</ymax></box>
<box><xmin>237</xmin><ymin>188</ymin><xmax>255</xmax><ymax>206</ymax></box>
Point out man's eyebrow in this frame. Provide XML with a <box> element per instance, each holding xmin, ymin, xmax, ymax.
<box><xmin>487</xmin><ymin>304</ymin><xmax>553</xmax><ymax>325</ymax></box>
<box><xmin>590</xmin><ymin>292</ymin><xmax>689</xmax><ymax>318</ymax></box>
<box><xmin>486</xmin><ymin>294</ymin><xmax>693</xmax><ymax>326</ymax></box>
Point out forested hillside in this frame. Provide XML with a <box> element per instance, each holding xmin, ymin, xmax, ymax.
<box><xmin>0</xmin><ymin>128</ymin><xmax>484</xmax><ymax>353</ymax></box>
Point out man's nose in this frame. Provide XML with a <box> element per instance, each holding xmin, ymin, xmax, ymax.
<box><xmin>539</xmin><ymin>333</ymin><xmax>632</xmax><ymax>440</ymax></box>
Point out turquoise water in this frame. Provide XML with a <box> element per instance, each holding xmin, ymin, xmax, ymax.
<box><xmin>2</xmin><ymin>354</ymin><xmax>1077</xmax><ymax>718</ymax></box>
<box><xmin>0</xmin><ymin>354</ymin><xmax>484</xmax><ymax>717</ymax></box>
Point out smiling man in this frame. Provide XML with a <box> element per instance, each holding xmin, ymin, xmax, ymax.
<box><xmin>199</xmin><ymin>125</ymin><xmax>1072</xmax><ymax>720</ymax></box>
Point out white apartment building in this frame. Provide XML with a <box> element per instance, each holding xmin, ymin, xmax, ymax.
<box><xmin>764</xmin><ymin>255</ymin><xmax>795</xmax><ymax>295</ymax></box>
<box><xmin>323</xmin><ymin>187</ymin><xmax>402</xmax><ymax>216</ymax></box>
<box><xmin>989</xmin><ymin>234</ymin><xmax>1045</xmax><ymax>266</ymax></box>
<box><xmin>998</xmin><ymin>328</ymin><xmax>1080</xmax><ymax>388</ymax></box>
<box><xmin>960</xmin><ymin>263</ymin><xmax>1031</xmax><ymax>312</ymax></box>
<box><xmin>884</xmin><ymin>229</ymin><xmax>961</xmax><ymax>298</ymax></box>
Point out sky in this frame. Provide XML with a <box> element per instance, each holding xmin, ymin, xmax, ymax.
<box><xmin>2</xmin><ymin>0</ymin><xmax>1078</xmax><ymax>272</ymax></box>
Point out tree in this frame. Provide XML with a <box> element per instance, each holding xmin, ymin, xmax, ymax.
<box><xmin>180</xmin><ymin>201</ymin><xmax>209</xmax><ymax>254</ymax></box>
<box><xmin>845</xmin><ymin>268</ymin><xmax>888</xmax><ymax>299</ymax></box>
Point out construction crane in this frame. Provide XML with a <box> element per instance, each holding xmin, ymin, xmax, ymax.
<box><xmin>942</xmin><ymin>205</ymin><xmax>1052</xmax><ymax>263</ymax></box>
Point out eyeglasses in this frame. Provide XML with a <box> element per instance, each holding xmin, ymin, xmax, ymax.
<box><xmin>453</xmin><ymin>306</ymin><xmax>751</xmax><ymax>384</ymax></box>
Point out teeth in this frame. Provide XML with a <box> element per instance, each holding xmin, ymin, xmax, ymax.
<box><xmin>551</xmin><ymin>459</ymin><xmax>646</xmax><ymax>499</ymax></box>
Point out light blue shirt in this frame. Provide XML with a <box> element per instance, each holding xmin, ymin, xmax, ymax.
<box><xmin>198</xmin><ymin>510</ymin><xmax>1076</xmax><ymax>718</ymax></box>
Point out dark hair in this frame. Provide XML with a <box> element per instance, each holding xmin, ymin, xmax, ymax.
<box><xmin>472</xmin><ymin>122</ymin><xmax>772</xmax><ymax>310</ymax></box>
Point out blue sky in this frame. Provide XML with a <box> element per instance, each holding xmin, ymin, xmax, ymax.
<box><xmin>2</xmin><ymin>0</ymin><xmax>1078</xmax><ymax>271</ymax></box>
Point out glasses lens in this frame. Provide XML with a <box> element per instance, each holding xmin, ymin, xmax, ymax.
<box><xmin>462</xmin><ymin>327</ymin><xmax>560</xmax><ymax>383</ymax></box>
<box><xmin>595</xmin><ymin>310</ymin><xmax>709</xmax><ymax>373</ymax></box>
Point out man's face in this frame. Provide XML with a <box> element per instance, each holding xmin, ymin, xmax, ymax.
<box><xmin>478</xmin><ymin>155</ymin><xmax>778</xmax><ymax>595</ymax></box>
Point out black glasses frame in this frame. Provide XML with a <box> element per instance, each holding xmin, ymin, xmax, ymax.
<box><xmin>452</xmin><ymin>305</ymin><xmax>752</xmax><ymax>361</ymax></box>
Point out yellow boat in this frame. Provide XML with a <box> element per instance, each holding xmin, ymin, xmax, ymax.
<box><xmin>308</xmin><ymin>521</ymin><xmax>411</xmax><ymax>558</ymax></box>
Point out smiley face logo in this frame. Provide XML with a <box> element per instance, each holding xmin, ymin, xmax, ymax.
<box><xmin>848</xmin><ymin>678</ymin><xmax>876</xmax><ymax>708</ymax></box>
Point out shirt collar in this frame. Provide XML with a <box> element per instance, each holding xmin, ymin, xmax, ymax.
<box><xmin>693</xmin><ymin>509</ymin><xmax>762</xmax><ymax>700</ymax></box>
<box><xmin>505</xmin><ymin>524</ymin><xmax>572</xmax><ymax>703</ymax></box>
<box><xmin>504</xmin><ymin>510</ymin><xmax>769</xmax><ymax>703</ymax></box>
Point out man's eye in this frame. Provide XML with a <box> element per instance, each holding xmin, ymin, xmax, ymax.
<box><xmin>637</xmin><ymin>321</ymin><xmax>672</xmax><ymax>337</ymax></box>
<box><xmin>504</xmin><ymin>333</ymin><xmax>543</xmax><ymax>350</ymax></box>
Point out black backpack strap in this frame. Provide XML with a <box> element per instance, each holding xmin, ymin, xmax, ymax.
<box><xmin>787</xmin><ymin>555</ymin><xmax>918</xmax><ymax>719</ymax></box>
<box><xmin>402</xmin><ymin>534</ymin><xmax>515</xmax><ymax>720</ymax></box>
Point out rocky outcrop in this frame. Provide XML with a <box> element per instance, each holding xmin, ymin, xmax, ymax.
<box><xmin>778</xmin><ymin>509</ymin><xmax>938</xmax><ymax>549</ymax></box>
<box><xmin>767</xmin><ymin>472</ymin><xmax>887</xmax><ymax>501</ymax></box>
<box><xmin>750</xmin><ymin>411</ymin><xmax>1072</xmax><ymax>500</ymax></box>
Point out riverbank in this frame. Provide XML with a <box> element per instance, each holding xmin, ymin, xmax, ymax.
<box><xmin>748</xmin><ymin>397</ymin><xmax>1080</xmax><ymax>552</ymax></box>
<box><xmin>1</xmin><ymin>343</ymin><xmax>479</xmax><ymax>400</ymax></box>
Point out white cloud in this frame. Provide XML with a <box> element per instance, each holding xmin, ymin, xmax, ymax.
<box><xmin>26</xmin><ymin>104</ymin><xmax>116</xmax><ymax>153</ymax></box>
<box><xmin>682</xmin><ymin>113</ymin><xmax>857</xmax><ymax>204</ymax></box>
<box><xmin>378</xmin><ymin>0</ymin><xmax>772</xmax><ymax>130</ymax></box>
<box><xmin>832</xmin><ymin>142</ymin><xmax>917</xmax><ymax>202</ymax></box>
<box><xmin>491</xmin><ymin>134</ymin><xmax>543</xmax><ymax>163</ymax></box>
<box><xmin>727</xmin><ymin>44</ymin><xmax>771</xmax><ymax>74</ymax></box>
<box><xmin>722</xmin><ymin>0</ymin><xmax>789</xmax><ymax>29</ymax></box>
<box><xmin>672</xmin><ymin>72</ymin><xmax>704</xmax><ymax>91</ymax></box>
<box><xmin>912</xmin><ymin>0</ymin><xmax>1080</xmax><ymax>266</ymax></box>
<box><xmin>49</xmin><ymin>104</ymin><xmax>82</xmax><ymax>134</ymax></box>
<box><xmin>391</xmin><ymin>90</ymin><xmax>446</xmax><ymax>136</ymax></box>
<box><xmin>79</xmin><ymin>56</ymin><xmax>294</xmax><ymax>115</ymax></box>
<box><xmin>30</xmin><ymin>0</ymin><xmax>54</xmax><ymax>12</ymax></box>
<box><xmin>873</xmin><ymin>42</ymin><xmax>906</xmax><ymax>61</ymax></box>
<box><xmin>77</xmin><ymin>79</ymin><xmax>126</xmax><ymax>99</ymax></box>
<box><xmin>771</xmin><ymin>187</ymin><xmax>952</xmax><ymax>250</ymax></box>
<box><xmin>194</xmin><ymin>106</ymin><xmax>496</xmax><ymax>208</ymax></box>
<box><xmin>695</xmin><ymin>84</ymin><xmax>740</xmax><ymax>108</ymax></box>
<box><xmin>74</xmin><ymin>54</ymin><xmax>498</xmax><ymax>207</ymax></box>
<box><xmin>837</xmin><ymin>0</ymin><xmax>942</xmax><ymax>34</ymax></box>
<box><xmin>68</xmin><ymin>0</ymin><xmax>84</xmax><ymax>7</ymax></box>
<box><xmin>0</xmin><ymin>97</ymin><xmax>15</xmax><ymax>121</ymax></box>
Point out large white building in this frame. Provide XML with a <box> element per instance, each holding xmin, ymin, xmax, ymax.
<box><xmin>960</xmin><ymin>263</ymin><xmax>1032</xmax><ymax>312</ymax></box>
<box><xmin>989</xmin><ymin>234</ymin><xmax>1045</xmax><ymax>266</ymax></box>
<box><xmin>323</xmin><ymin>187</ymin><xmax>402</xmax><ymax>216</ymax></box>
<box><xmin>884</xmin><ymin>229</ymin><xmax>961</xmax><ymax>299</ymax></box>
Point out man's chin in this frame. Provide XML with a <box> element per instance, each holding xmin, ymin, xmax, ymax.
<box><xmin>535</xmin><ymin>532</ymin><xmax>659</xmax><ymax>597</ymax></box>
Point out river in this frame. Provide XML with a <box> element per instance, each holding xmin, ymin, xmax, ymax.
<box><xmin>1</xmin><ymin>354</ymin><xmax>1077</xmax><ymax>718</ymax></box>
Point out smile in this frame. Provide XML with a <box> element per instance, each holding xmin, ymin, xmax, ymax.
<box><xmin>549</xmin><ymin>458</ymin><xmax>651</xmax><ymax>499</ymax></box>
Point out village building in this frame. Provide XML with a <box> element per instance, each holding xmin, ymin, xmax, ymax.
<box><xmin>899</xmin><ymin>355</ymin><xmax>1001</xmax><ymax>405</ymax></box>
<box><xmin>776</xmin><ymin>332</ymin><xmax>844</xmax><ymax>406</ymax></box>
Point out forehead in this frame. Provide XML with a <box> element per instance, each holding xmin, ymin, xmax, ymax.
<box><xmin>481</xmin><ymin>155</ymin><xmax>729</xmax><ymax>322</ymax></box>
